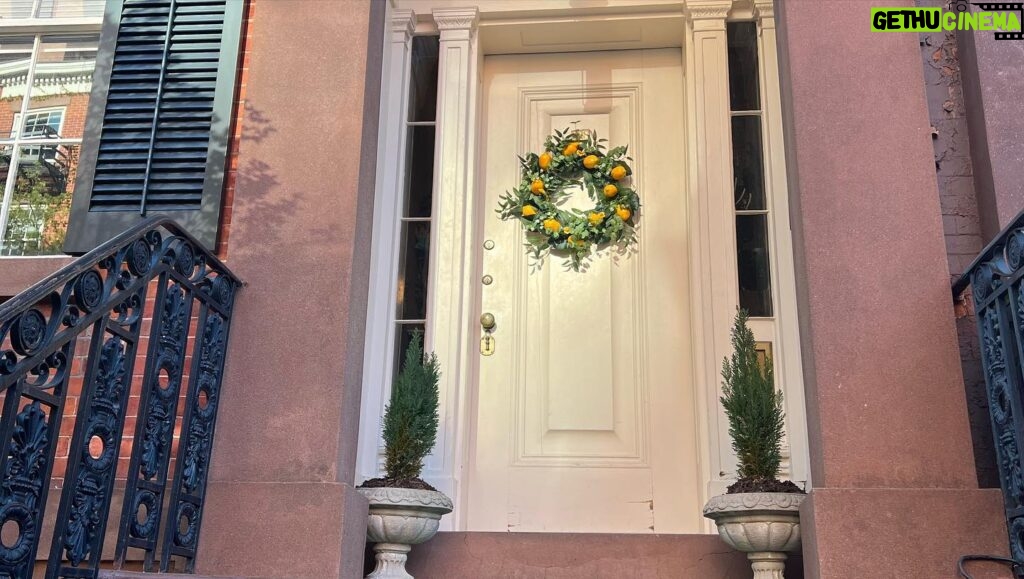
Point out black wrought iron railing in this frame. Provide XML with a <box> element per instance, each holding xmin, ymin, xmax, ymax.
<box><xmin>954</xmin><ymin>210</ymin><xmax>1024</xmax><ymax>576</ymax></box>
<box><xmin>0</xmin><ymin>217</ymin><xmax>240</xmax><ymax>578</ymax></box>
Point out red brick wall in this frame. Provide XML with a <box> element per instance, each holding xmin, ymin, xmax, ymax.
<box><xmin>51</xmin><ymin>280</ymin><xmax>200</xmax><ymax>489</ymax></box>
<box><xmin>0</xmin><ymin>93</ymin><xmax>90</xmax><ymax>139</ymax></box>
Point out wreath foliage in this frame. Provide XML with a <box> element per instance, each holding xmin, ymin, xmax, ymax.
<box><xmin>496</xmin><ymin>127</ymin><xmax>639</xmax><ymax>270</ymax></box>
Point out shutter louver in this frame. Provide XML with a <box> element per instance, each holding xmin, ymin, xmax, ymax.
<box><xmin>64</xmin><ymin>0</ymin><xmax>244</xmax><ymax>253</ymax></box>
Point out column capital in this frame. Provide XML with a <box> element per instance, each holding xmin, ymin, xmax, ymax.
<box><xmin>754</xmin><ymin>0</ymin><xmax>775</xmax><ymax>23</ymax></box>
<box><xmin>685</xmin><ymin>0</ymin><xmax>732</xmax><ymax>29</ymax></box>
<box><xmin>391</xmin><ymin>9</ymin><xmax>416</xmax><ymax>43</ymax></box>
<box><xmin>432</xmin><ymin>7</ymin><xmax>479</xmax><ymax>37</ymax></box>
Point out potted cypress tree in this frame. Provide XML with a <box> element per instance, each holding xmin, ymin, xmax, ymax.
<box><xmin>703</xmin><ymin>310</ymin><xmax>806</xmax><ymax>579</ymax></box>
<box><xmin>358</xmin><ymin>333</ymin><xmax>452</xmax><ymax>579</ymax></box>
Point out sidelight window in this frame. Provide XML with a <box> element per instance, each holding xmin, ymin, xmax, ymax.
<box><xmin>393</xmin><ymin>35</ymin><xmax>439</xmax><ymax>371</ymax></box>
<box><xmin>728</xmin><ymin>21</ymin><xmax>774</xmax><ymax>318</ymax></box>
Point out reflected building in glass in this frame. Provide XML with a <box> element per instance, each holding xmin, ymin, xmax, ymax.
<box><xmin>0</xmin><ymin>5</ymin><xmax>103</xmax><ymax>256</ymax></box>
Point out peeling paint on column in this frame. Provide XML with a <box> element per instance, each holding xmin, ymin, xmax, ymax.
<box><xmin>917</xmin><ymin>0</ymin><xmax>998</xmax><ymax>488</ymax></box>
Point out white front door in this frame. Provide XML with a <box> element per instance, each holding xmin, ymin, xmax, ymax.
<box><xmin>467</xmin><ymin>49</ymin><xmax>701</xmax><ymax>533</ymax></box>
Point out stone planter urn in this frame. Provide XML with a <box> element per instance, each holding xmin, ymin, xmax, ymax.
<box><xmin>358</xmin><ymin>487</ymin><xmax>454</xmax><ymax>579</ymax></box>
<box><xmin>703</xmin><ymin>493</ymin><xmax>806</xmax><ymax>579</ymax></box>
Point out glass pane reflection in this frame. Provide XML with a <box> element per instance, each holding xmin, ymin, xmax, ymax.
<box><xmin>736</xmin><ymin>214</ymin><xmax>773</xmax><ymax>317</ymax></box>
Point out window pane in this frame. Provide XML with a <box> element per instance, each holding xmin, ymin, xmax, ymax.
<box><xmin>396</xmin><ymin>221</ymin><xmax>431</xmax><ymax>321</ymax></box>
<box><xmin>727</xmin><ymin>21</ymin><xmax>760</xmax><ymax>112</ymax></box>
<box><xmin>394</xmin><ymin>322</ymin><xmax>426</xmax><ymax>376</ymax></box>
<box><xmin>27</xmin><ymin>34</ymin><xmax>98</xmax><ymax>113</ymax></box>
<box><xmin>0</xmin><ymin>35</ymin><xmax>34</xmax><ymax>62</ymax></box>
<box><xmin>736</xmin><ymin>214</ymin><xmax>773</xmax><ymax>317</ymax></box>
<box><xmin>404</xmin><ymin>125</ymin><xmax>434</xmax><ymax>218</ymax></box>
<box><xmin>0</xmin><ymin>1</ymin><xmax>35</xmax><ymax>18</ymax></box>
<box><xmin>0</xmin><ymin>36</ymin><xmax>35</xmax><ymax>118</ymax></box>
<box><xmin>35</xmin><ymin>0</ymin><xmax>106</xmax><ymax>19</ymax></box>
<box><xmin>0</xmin><ymin>0</ymin><xmax>104</xmax><ymax>18</ymax></box>
<box><xmin>732</xmin><ymin>115</ymin><xmax>765</xmax><ymax>211</ymax></box>
<box><xmin>20</xmin><ymin>108</ymin><xmax>64</xmax><ymax>138</ymax></box>
<box><xmin>1</xmin><ymin>143</ymin><xmax>78</xmax><ymax>256</ymax></box>
<box><xmin>408</xmin><ymin>36</ymin><xmax>439</xmax><ymax>122</ymax></box>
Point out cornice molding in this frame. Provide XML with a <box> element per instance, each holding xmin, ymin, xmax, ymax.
<box><xmin>684</xmin><ymin>1</ymin><xmax>733</xmax><ymax>21</ymax></box>
<box><xmin>432</xmin><ymin>7</ymin><xmax>479</xmax><ymax>32</ymax></box>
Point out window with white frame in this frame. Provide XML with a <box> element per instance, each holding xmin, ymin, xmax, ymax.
<box><xmin>14</xmin><ymin>107</ymin><xmax>65</xmax><ymax>137</ymax></box>
<box><xmin>13</xmin><ymin>107</ymin><xmax>65</xmax><ymax>158</ymax></box>
<box><xmin>392</xmin><ymin>35</ymin><xmax>439</xmax><ymax>371</ymax></box>
<box><xmin>728</xmin><ymin>21</ymin><xmax>773</xmax><ymax>318</ymax></box>
<box><xmin>358</xmin><ymin>28</ymin><xmax>442</xmax><ymax>484</ymax></box>
<box><xmin>0</xmin><ymin>25</ymin><xmax>99</xmax><ymax>256</ymax></box>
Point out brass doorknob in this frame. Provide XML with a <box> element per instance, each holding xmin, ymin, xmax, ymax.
<box><xmin>480</xmin><ymin>313</ymin><xmax>496</xmax><ymax>330</ymax></box>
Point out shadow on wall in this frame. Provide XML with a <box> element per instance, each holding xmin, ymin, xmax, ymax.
<box><xmin>227</xmin><ymin>103</ymin><xmax>346</xmax><ymax>252</ymax></box>
<box><xmin>229</xmin><ymin>104</ymin><xmax>287</xmax><ymax>249</ymax></box>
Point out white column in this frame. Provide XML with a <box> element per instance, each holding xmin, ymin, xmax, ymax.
<box><xmin>355</xmin><ymin>7</ymin><xmax>416</xmax><ymax>486</ymax></box>
<box><xmin>425</xmin><ymin>7</ymin><xmax>479</xmax><ymax>529</ymax></box>
<box><xmin>755</xmin><ymin>0</ymin><xmax>811</xmax><ymax>490</ymax></box>
<box><xmin>682</xmin><ymin>1</ymin><xmax>739</xmax><ymax>507</ymax></box>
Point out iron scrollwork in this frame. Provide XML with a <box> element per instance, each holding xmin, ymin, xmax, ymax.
<box><xmin>161</xmin><ymin>308</ymin><xmax>234</xmax><ymax>571</ymax></box>
<box><xmin>0</xmin><ymin>217</ymin><xmax>240</xmax><ymax>578</ymax></box>
<box><xmin>118</xmin><ymin>280</ymin><xmax>193</xmax><ymax>569</ymax></box>
<box><xmin>959</xmin><ymin>220</ymin><xmax>1024</xmax><ymax>571</ymax></box>
<box><xmin>49</xmin><ymin>335</ymin><xmax>131</xmax><ymax>575</ymax></box>
<box><xmin>0</xmin><ymin>402</ymin><xmax>50</xmax><ymax>576</ymax></box>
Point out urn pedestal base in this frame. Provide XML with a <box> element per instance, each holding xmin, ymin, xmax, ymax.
<box><xmin>749</xmin><ymin>551</ymin><xmax>788</xmax><ymax>579</ymax></box>
<box><xmin>358</xmin><ymin>487</ymin><xmax>454</xmax><ymax>579</ymax></box>
<box><xmin>367</xmin><ymin>543</ymin><xmax>413</xmax><ymax>579</ymax></box>
<box><xmin>703</xmin><ymin>492</ymin><xmax>805</xmax><ymax>579</ymax></box>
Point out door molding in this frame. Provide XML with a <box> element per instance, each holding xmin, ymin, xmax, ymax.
<box><xmin>356</xmin><ymin>0</ymin><xmax>811</xmax><ymax>532</ymax></box>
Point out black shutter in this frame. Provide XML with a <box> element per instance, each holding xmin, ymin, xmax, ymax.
<box><xmin>64</xmin><ymin>0</ymin><xmax>244</xmax><ymax>253</ymax></box>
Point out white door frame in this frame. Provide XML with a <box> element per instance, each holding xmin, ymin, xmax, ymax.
<box><xmin>355</xmin><ymin>0</ymin><xmax>810</xmax><ymax>532</ymax></box>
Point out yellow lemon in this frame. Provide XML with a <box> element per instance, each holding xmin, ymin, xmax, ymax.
<box><xmin>543</xmin><ymin>218</ymin><xmax>562</xmax><ymax>233</ymax></box>
<box><xmin>539</xmin><ymin>152</ymin><xmax>552</xmax><ymax>170</ymax></box>
<box><xmin>588</xmin><ymin>211</ymin><xmax>605</xmax><ymax>226</ymax></box>
<box><xmin>522</xmin><ymin>205</ymin><xmax>537</xmax><ymax>217</ymax></box>
<box><xmin>530</xmin><ymin>179</ymin><xmax>545</xmax><ymax>195</ymax></box>
<box><xmin>610</xmin><ymin>165</ymin><xmax>627</xmax><ymax>181</ymax></box>
<box><xmin>616</xmin><ymin>206</ymin><xmax>631</xmax><ymax>221</ymax></box>
<box><xmin>583</xmin><ymin>155</ymin><xmax>599</xmax><ymax>169</ymax></box>
<box><xmin>603</xmin><ymin>184</ymin><xmax>618</xmax><ymax>198</ymax></box>
<box><xmin>562</xmin><ymin>142</ymin><xmax>579</xmax><ymax>156</ymax></box>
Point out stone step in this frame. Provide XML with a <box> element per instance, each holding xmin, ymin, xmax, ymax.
<box><xmin>396</xmin><ymin>532</ymin><xmax>806</xmax><ymax>579</ymax></box>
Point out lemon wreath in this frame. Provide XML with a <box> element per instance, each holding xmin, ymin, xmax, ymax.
<box><xmin>496</xmin><ymin>127</ymin><xmax>639</xmax><ymax>270</ymax></box>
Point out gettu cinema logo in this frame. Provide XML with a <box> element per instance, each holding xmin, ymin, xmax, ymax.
<box><xmin>872</xmin><ymin>2</ymin><xmax>1024</xmax><ymax>39</ymax></box>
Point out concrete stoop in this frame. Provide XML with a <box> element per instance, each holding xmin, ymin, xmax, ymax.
<box><xmin>395</xmin><ymin>531</ymin><xmax>805</xmax><ymax>579</ymax></box>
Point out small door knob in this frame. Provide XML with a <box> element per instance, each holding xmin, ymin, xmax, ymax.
<box><xmin>480</xmin><ymin>313</ymin><xmax>496</xmax><ymax>330</ymax></box>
